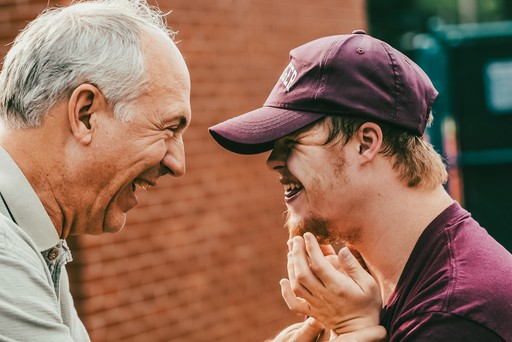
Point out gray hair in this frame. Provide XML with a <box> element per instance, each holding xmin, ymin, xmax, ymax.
<box><xmin>0</xmin><ymin>0</ymin><xmax>175</xmax><ymax>128</ymax></box>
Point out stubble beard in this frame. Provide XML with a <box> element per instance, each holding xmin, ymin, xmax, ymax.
<box><xmin>284</xmin><ymin>210</ymin><xmax>362</xmax><ymax>245</ymax></box>
<box><xmin>283</xmin><ymin>134</ymin><xmax>363</xmax><ymax>244</ymax></box>
<box><xmin>284</xmin><ymin>210</ymin><xmax>335</xmax><ymax>244</ymax></box>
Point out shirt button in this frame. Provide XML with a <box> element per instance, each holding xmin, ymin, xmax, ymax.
<box><xmin>352</xmin><ymin>29</ymin><xmax>366</xmax><ymax>35</ymax></box>
<box><xmin>48</xmin><ymin>248</ymin><xmax>60</xmax><ymax>260</ymax></box>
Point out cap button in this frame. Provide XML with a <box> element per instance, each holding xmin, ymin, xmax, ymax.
<box><xmin>352</xmin><ymin>29</ymin><xmax>366</xmax><ymax>35</ymax></box>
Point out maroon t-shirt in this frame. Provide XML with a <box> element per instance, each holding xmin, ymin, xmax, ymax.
<box><xmin>381</xmin><ymin>202</ymin><xmax>512</xmax><ymax>341</ymax></box>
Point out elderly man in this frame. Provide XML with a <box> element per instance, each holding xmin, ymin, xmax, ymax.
<box><xmin>210</xmin><ymin>31</ymin><xmax>512</xmax><ymax>341</ymax></box>
<box><xmin>0</xmin><ymin>0</ymin><xmax>190</xmax><ymax>340</ymax></box>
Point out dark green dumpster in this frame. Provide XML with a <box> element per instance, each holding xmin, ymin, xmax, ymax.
<box><xmin>414</xmin><ymin>20</ymin><xmax>512</xmax><ymax>252</ymax></box>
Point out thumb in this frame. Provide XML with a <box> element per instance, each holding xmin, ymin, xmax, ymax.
<box><xmin>271</xmin><ymin>317</ymin><xmax>324</xmax><ymax>342</ymax></box>
<box><xmin>297</xmin><ymin>317</ymin><xmax>325</xmax><ymax>341</ymax></box>
<box><xmin>337</xmin><ymin>247</ymin><xmax>371</xmax><ymax>287</ymax></box>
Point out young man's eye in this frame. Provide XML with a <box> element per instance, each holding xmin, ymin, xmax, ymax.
<box><xmin>285</xmin><ymin>140</ymin><xmax>296</xmax><ymax>148</ymax></box>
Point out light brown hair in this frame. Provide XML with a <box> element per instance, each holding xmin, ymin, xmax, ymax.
<box><xmin>320</xmin><ymin>115</ymin><xmax>448</xmax><ymax>190</ymax></box>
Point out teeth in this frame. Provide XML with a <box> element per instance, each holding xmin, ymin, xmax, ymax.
<box><xmin>283</xmin><ymin>183</ymin><xmax>302</xmax><ymax>192</ymax></box>
<box><xmin>134</xmin><ymin>179</ymin><xmax>151</xmax><ymax>191</ymax></box>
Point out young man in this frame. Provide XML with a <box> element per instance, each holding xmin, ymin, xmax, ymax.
<box><xmin>209</xmin><ymin>31</ymin><xmax>512</xmax><ymax>341</ymax></box>
<box><xmin>0</xmin><ymin>0</ymin><xmax>190</xmax><ymax>340</ymax></box>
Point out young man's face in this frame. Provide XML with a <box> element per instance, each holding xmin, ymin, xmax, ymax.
<box><xmin>266</xmin><ymin>118</ymin><xmax>362</xmax><ymax>243</ymax></box>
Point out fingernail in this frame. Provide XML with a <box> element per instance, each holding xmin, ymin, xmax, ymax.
<box><xmin>340</xmin><ymin>247</ymin><xmax>351</xmax><ymax>259</ymax></box>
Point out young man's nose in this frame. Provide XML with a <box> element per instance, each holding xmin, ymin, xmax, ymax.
<box><xmin>266</xmin><ymin>142</ymin><xmax>288</xmax><ymax>171</ymax></box>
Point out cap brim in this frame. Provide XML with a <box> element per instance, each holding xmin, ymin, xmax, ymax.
<box><xmin>209</xmin><ymin>106</ymin><xmax>326</xmax><ymax>155</ymax></box>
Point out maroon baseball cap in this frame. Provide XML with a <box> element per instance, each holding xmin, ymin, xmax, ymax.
<box><xmin>209</xmin><ymin>30</ymin><xmax>438</xmax><ymax>155</ymax></box>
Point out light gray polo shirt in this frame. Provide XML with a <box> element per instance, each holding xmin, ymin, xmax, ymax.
<box><xmin>0</xmin><ymin>147</ymin><xmax>90</xmax><ymax>341</ymax></box>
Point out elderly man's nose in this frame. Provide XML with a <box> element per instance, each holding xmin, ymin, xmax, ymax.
<box><xmin>162</xmin><ymin>144</ymin><xmax>186</xmax><ymax>177</ymax></box>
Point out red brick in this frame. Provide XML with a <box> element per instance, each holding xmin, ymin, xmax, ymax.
<box><xmin>1</xmin><ymin>1</ymin><xmax>366</xmax><ymax>341</ymax></box>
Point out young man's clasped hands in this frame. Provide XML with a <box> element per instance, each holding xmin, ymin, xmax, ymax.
<box><xmin>277</xmin><ymin>233</ymin><xmax>387</xmax><ymax>342</ymax></box>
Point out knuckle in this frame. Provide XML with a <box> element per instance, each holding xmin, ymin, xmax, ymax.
<box><xmin>332</xmin><ymin>286</ymin><xmax>345</xmax><ymax>297</ymax></box>
<box><xmin>309</xmin><ymin>262</ymin><xmax>322</xmax><ymax>274</ymax></box>
<box><xmin>295</xmin><ymin>271</ymin><xmax>307</xmax><ymax>283</ymax></box>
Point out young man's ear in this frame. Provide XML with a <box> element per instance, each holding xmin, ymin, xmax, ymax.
<box><xmin>67</xmin><ymin>83</ymin><xmax>105</xmax><ymax>145</ymax></box>
<box><xmin>355</xmin><ymin>122</ymin><xmax>383</xmax><ymax>164</ymax></box>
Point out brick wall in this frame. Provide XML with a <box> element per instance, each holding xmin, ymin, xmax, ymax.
<box><xmin>0</xmin><ymin>1</ymin><xmax>366</xmax><ymax>341</ymax></box>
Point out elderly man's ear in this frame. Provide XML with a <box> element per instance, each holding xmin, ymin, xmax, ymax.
<box><xmin>67</xmin><ymin>83</ymin><xmax>106</xmax><ymax>145</ymax></box>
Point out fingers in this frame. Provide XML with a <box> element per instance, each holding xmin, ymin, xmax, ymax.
<box><xmin>289</xmin><ymin>234</ymin><xmax>375</xmax><ymax>293</ymax></box>
<box><xmin>319</xmin><ymin>243</ymin><xmax>336</xmax><ymax>257</ymax></box>
<box><xmin>348</xmin><ymin>247</ymin><xmax>370</xmax><ymax>273</ymax></box>
<box><xmin>337</xmin><ymin>247</ymin><xmax>374</xmax><ymax>292</ymax></box>
<box><xmin>280</xmin><ymin>278</ymin><xmax>310</xmax><ymax>315</ymax></box>
<box><xmin>287</xmin><ymin>241</ymin><xmax>314</xmax><ymax>298</ymax></box>
<box><xmin>288</xmin><ymin>236</ymin><xmax>325</xmax><ymax>296</ymax></box>
<box><xmin>302</xmin><ymin>233</ymin><xmax>341</xmax><ymax>287</ymax></box>
<box><xmin>318</xmin><ymin>238</ymin><xmax>343</xmax><ymax>272</ymax></box>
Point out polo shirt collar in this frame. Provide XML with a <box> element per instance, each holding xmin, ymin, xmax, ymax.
<box><xmin>0</xmin><ymin>146</ymin><xmax>59</xmax><ymax>251</ymax></box>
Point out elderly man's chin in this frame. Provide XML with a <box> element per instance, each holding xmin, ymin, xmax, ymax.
<box><xmin>102</xmin><ymin>206</ymin><xmax>128</xmax><ymax>234</ymax></box>
<box><xmin>284</xmin><ymin>211</ymin><xmax>333</xmax><ymax>244</ymax></box>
